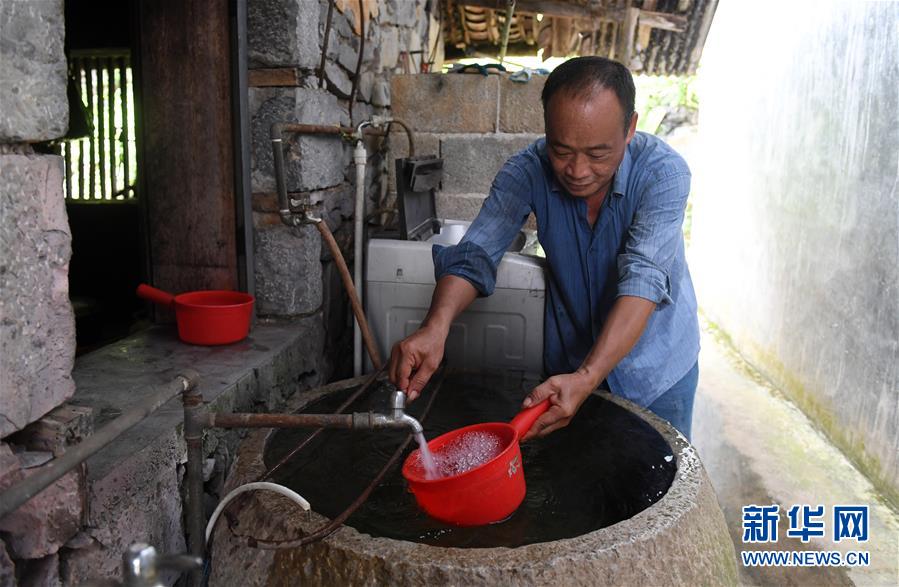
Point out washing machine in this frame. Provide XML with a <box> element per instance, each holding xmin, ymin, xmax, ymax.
<box><xmin>365</xmin><ymin>156</ymin><xmax>546</xmax><ymax>374</ymax></box>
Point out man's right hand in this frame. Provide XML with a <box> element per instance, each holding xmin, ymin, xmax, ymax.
<box><xmin>388</xmin><ymin>325</ymin><xmax>447</xmax><ymax>401</ymax></box>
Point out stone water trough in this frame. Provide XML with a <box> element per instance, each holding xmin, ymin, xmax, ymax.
<box><xmin>210</xmin><ymin>371</ymin><xmax>738</xmax><ymax>586</ymax></box>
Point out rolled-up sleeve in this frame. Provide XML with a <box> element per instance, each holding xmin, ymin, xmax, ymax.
<box><xmin>433</xmin><ymin>157</ymin><xmax>534</xmax><ymax>296</ymax></box>
<box><xmin>617</xmin><ymin>170</ymin><xmax>691</xmax><ymax>306</ymax></box>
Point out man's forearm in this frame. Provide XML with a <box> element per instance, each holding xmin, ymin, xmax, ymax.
<box><xmin>421</xmin><ymin>275</ymin><xmax>480</xmax><ymax>334</ymax></box>
<box><xmin>576</xmin><ymin>295</ymin><xmax>656</xmax><ymax>387</ymax></box>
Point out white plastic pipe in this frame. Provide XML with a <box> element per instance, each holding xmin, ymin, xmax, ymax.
<box><xmin>204</xmin><ymin>482</ymin><xmax>310</xmax><ymax>544</ymax></box>
<box><xmin>353</xmin><ymin>139</ymin><xmax>367</xmax><ymax>377</ymax></box>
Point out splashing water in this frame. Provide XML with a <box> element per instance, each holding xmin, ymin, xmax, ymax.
<box><xmin>415</xmin><ymin>430</ymin><xmax>505</xmax><ymax>480</ymax></box>
<box><xmin>415</xmin><ymin>432</ymin><xmax>439</xmax><ymax>480</ymax></box>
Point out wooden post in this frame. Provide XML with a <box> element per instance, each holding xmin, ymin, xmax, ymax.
<box><xmin>139</xmin><ymin>0</ymin><xmax>238</xmax><ymax>297</ymax></box>
<box><xmin>637</xmin><ymin>0</ymin><xmax>658</xmax><ymax>50</ymax></box>
<box><xmin>616</xmin><ymin>4</ymin><xmax>640</xmax><ymax>66</ymax></box>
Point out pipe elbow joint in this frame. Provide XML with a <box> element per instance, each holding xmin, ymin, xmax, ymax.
<box><xmin>399</xmin><ymin>414</ymin><xmax>424</xmax><ymax>436</ymax></box>
<box><xmin>279</xmin><ymin>209</ymin><xmax>297</xmax><ymax>227</ymax></box>
<box><xmin>270</xmin><ymin>122</ymin><xmax>285</xmax><ymax>142</ymax></box>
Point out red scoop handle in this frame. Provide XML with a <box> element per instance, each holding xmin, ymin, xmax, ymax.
<box><xmin>509</xmin><ymin>398</ymin><xmax>551</xmax><ymax>439</ymax></box>
<box><xmin>136</xmin><ymin>283</ymin><xmax>176</xmax><ymax>307</ymax></box>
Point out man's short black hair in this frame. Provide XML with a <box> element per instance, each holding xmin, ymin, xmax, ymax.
<box><xmin>541</xmin><ymin>57</ymin><xmax>636</xmax><ymax>134</ymax></box>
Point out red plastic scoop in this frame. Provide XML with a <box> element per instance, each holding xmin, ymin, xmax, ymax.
<box><xmin>137</xmin><ymin>284</ymin><xmax>254</xmax><ymax>346</ymax></box>
<box><xmin>401</xmin><ymin>398</ymin><xmax>550</xmax><ymax>526</ymax></box>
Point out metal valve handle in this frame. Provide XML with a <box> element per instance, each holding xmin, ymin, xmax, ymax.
<box><xmin>123</xmin><ymin>543</ymin><xmax>202</xmax><ymax>587</ymax></box>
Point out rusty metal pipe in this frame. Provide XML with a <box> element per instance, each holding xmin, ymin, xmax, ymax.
<box><xmin>205</xmin><ymin>412</ymin><xmax>353</xmax><ymax>429</ymax></box>
<box><xmin>316</xmin><ymin>218</ymin><xmax>383</xmax><ymax>369</ymax></box>
<box><xmin>203</xmin><ymin>411</ymin><xmax>420</xmax><ymax>432</ymax></box>
<box><xmin>182</xmin><ymin>382</ymin><xmax>206</xmax><ymax>587</ymax></box>
<box><xmin>278</xmin><ymin>123</ymin><xmax>385</xmax><ymax>137</ymax></box>
<box><xmin>386</xmin><ymin>118</ymin><xmax>416</xmax><ymax>156</ymax></box>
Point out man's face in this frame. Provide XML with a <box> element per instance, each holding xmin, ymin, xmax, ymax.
<box><xmin>545</xmin><ymin>87</ymin><xmax>637</xmax><ymax>200</ymax></box>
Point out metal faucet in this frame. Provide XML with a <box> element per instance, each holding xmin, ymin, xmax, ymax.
<box><xmin>367</xmin><ymin>387</ymin><xmax>423</xmax><ymax>435</ymax></box>
<box><xmin>122</xmin><ymin>543</ymin><xmax>202</xmax><ymax>587</ymax></box>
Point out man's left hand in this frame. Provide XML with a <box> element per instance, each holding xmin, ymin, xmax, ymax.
<box><xmin>520</xmin><ymin>371</ymin><xmax>598</xmax><ymax>441</ymax></box>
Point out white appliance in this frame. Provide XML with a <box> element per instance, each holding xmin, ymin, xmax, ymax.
<box><xmin>364</xmin><ymin>156</ymin><xmax>545</xmax><ymax>374</ymax></box>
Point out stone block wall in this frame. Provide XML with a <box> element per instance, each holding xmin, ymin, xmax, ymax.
<box><xmin>248</xmin><ymin>0</ymin><xmax>437</xmax><ymax>376</ymax></box>
<box><xmin>0</xmin><ymin>0</ymin><xmax>79</xmax><ymax>582</ymax></box>
<box><xmin>389</xmin><ymin>73</ymin><xmax>545</xmax><ymax>225</ymax></box>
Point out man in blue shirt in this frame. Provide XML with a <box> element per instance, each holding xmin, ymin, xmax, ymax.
<box><xmin>388</xmin><ymin>57</ymin><xmax>700</xmax><ymax>440</ymax></box>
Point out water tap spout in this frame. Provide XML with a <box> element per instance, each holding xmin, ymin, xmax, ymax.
<box><xmin>366</xmin><ymin>388</ymin><xmax>423</xmax><ymax>435</ymax></box>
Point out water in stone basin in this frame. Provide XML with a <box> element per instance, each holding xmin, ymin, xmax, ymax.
<box><xmin>266</xmin><ymin>372</ymin><xmax>676</xmax><ymax>548</ymax></box>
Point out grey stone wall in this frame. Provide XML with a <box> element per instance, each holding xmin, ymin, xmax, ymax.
<box><xmin>0</xmin><ymin>0</ymin><xmax>73</xmax><ymax>437</ymax></box>
<box><xmin>0</xmin><ymin>0</ymin><xmax>68</xmax><ymax>142</ymax></box>
<box><xmin>691</xmin><ymin>1</ymin><xmax>899</xmax><ymax>506</ymax></box>
<box><xmin>0</xmin><ymin>1</ymin><xmax>76</xmax><ymax>583</ymax></box>
<box><xmin>0</xmin><ymin>155</ymin><xmax>75</xmax><ymax>438</ymax></box>
<box><xmin>389</xmin><ymin>73</ymin><xmax>545</xmax><ymax>225</ymax></box>
<box><xmin>248</xmin><ymin>0</ymin><xmax>436</xmax><ymax>376</ymax></box>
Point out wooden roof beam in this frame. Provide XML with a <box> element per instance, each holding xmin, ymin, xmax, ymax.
<box><xmin>458</xmin><ymin>0</ymin><xmax>687</xmax><ymax>32</ymax></box>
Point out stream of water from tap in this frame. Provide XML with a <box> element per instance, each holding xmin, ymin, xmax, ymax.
<box><xmin>414</xmin><ymin>431</ymin><xmax>439</xmax><ymax>480</ymax></box>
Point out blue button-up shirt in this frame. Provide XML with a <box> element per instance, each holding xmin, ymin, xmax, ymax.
<box><xmin>433</xmin><ymin>132</ymin><xmax>700</xmax><ymax>407</ymax></box>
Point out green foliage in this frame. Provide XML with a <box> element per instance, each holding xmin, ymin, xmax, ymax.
<box><xmin>634</xmin><ymin>75</ymin><xmax>699</xmax><ymax>133</ymax></box>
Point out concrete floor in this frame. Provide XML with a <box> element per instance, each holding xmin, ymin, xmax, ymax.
<box><xmin>692</xmin><ymin>323</ymin><xmax>899</xmax><ymax>586</ymax></box>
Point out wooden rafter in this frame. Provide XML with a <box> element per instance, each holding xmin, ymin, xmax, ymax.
<box><xmin>457</xmin><ymin>0</ymin><xmax>687</xmax><ymax>32</ymax></box>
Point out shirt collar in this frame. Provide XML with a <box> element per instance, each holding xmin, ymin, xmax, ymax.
<box><xmin>611</xmin><ymin>144</ymin><xmax>632</xmax><ymax>198</ymax></box>
<box><xmin>539</xmin><ymin>136</ymin><xmax>632</xmax><ymax>198</ymax></box>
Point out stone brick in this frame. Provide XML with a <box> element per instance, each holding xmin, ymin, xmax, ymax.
<box><xmin>323</xmin><ymin>61</ymin><xmax>353</xmax><ymax>98</ymax></box>
<box><xmin>379</xmin><ymin>25</ymin><xmax>400</xmax><ymax>70</ymax></box>
<box><xmin>388</xmin><ymin>130</ymin><xmax>439</xmax><ymax>160</ymax></box>
<box><xmin>391</xmin><ymin>74</ymin><xmax>499</xmax><ymax>133</ymax></box>
<box><xmin>249</xmin><ymin>87</ymin><xmax>348</xmax><ymax>193</ymax></box>
<box><xmin>254</xmin><ymin>315</ymin><xmax>326</xmax><ymax>409</ymax></box>
<box><xmin>309</xmin><ymin>183</ymin><xmax>355</xmax><ymax>233</ymax></box>
<box><xmin>247</xmin><ymin>0</ymin><xmax>320</xmax><ymax>69</ymax></box>
<box><xmin>0</xmin><ymin>155</ymin><xmax>75</xmax><ymax>437</ymax></box>
<box><xmin>0</xmin><ymin>442</ymin><xmax>19</xmax><ymax>482</ymax></box>
<box><xmin>435</xmin><ymin>192</ymin><xmax>487</xmax><ymax>223</ymax></box>
<box><xmin>0</xmin><ymin>464</ymin><xmax>83</xmax><ymax>559</ymax></box>
<box><xmin>61</xmin><ymin>433</ymin><xmax>185</xmax><ymax>586</ymax></box>
<box><xmin>382</xmin><ymin>0</ymin><xmax>423</xmax><ymax>27</ymax></box>
<box><xmin>254</xmin><ymin>224</ymin><xmax>323</xmax><ymax>316</ymax></box>
<box><xmin>499</xmin><ymin>74</ymin><xmax>547</xmax><ymax>133</ymax></box>
<box><xmin>331</xmin><ymin>34</ymin><xmax>360</xmax><ymax>72</ymax></box>
<box><xmin>0</xmin><ymin>0</ymin><xmax>67</xmax><ymax>142</ymax></box>
<box><xmin>8</xmin><ymin>404</ymin><xmax>93</xmax><ymax>457</ymax></box>
<box><xmin>328</xmin><ymin>25</ymin><xmax>377</xmax><ymax>71</ymax></box>
<box><xmin>440</xmin><ymin>134</ymin><xmax>539</xmax><ymax>194</ymax></box>
<box><xmin>358</xmin><ymin>71</ymin><xmax>374</xmax><ymax>102</ymax></box>
<box><xmin>18</xmin><ymin>553</ymin><xmax>60</xmax><ymax>587</ymax></box>
<box><xmin>0</xmin><ymin>539</ymin><xmax>15</xmax><ymax>586</ymax></box>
